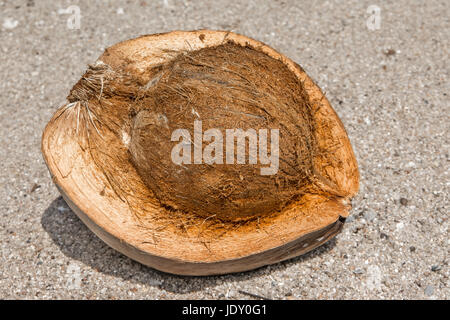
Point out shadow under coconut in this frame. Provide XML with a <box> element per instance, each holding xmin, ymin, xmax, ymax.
<box><xmin>42</xmin><ymin>196</ymin><xmax>338</xmax><ymax>294</ymax></box>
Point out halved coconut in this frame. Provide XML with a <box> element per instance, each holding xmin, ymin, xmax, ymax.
<box><xmin>42</xmin><ymin>30</ymin><xmax>359</xmax><ymax>275</ymax></box>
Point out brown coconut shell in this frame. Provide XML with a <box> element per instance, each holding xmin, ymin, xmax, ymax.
<box><xmin>41</xmin><ymin>30</ymin><xmax>359</xmax><ymax>276</ymax></box>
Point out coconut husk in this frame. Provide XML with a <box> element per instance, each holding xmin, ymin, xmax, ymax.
<box><xmin>41</xmin><ymin>30</ymin><xmax>359</xmax><ymax>275</ymax></box>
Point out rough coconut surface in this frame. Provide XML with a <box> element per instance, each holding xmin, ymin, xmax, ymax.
<box><xmin>66</xmin><ymin>41</ymin><xmax>342</xmax><ymax>223</ymax></box>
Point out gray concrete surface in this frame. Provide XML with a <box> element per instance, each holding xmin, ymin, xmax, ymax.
<box><xmin>0</xmin><ymin>0</ymin><xmax>448</xmax><ymax>299</ymax></box>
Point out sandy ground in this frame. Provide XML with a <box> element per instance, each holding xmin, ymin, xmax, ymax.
<box><xmin>0</xmin><ymin>0</ymin><xmax>448</xmax><ymax>299</ymax></box>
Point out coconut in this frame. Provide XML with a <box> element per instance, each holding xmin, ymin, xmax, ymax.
<box><xmin>42</xmin><ymin>30</ymin><xmax>359</xmax><ymax>275</ymax></box>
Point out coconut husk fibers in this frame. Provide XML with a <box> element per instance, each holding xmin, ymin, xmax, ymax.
<box><xmin>42</xmin><ymin>30</ymin><xmax>359</xmax><ymax>275</ymax></box>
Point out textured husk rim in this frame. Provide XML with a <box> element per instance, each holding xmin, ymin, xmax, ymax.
<box><xmin>42</xmin><ymin>30</ymin><xmax>359</xmax><ymax>265</ymax></box>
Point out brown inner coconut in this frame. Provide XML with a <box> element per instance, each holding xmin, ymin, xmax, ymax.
<box><xmin>127</xmin><ymin>43</ymin><xmax>318</xmax><ymax>221</ymax></box>
<box><xmin>66</xmin><ymin>41</ymin><xmax>334</xmax><ymax>222</ymax></box>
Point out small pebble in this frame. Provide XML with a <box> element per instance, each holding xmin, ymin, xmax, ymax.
<box><xmin>395</xmin><ymin>222</ymin><xmax>405</xmax><ymax>232</ymax></box>
<box><xmin>346</xmin><ymin>215</ymin><xmax>355</xmax><ymax>223</ymax></box>
<box><xmin>431</xmin><ymin>265</ymin><xmax>441</xmax><ymax>272</ymax></box>
<box><xmin>57</xmin><ymin>206</ymin><xmax>69</xmax><ymax>213</ymax></box>
<box><xmin>363</xmin><ymin>211</ymin><xmax>376</xmax><ymax>222</ymax></box>
<box><xmin>399</xmin><ymin>198</ymin><xmax>408</xmax><ymax>206</ymax></box>
<box><xmin>424</xmin><ymin>285</ymin><xmax>434</xmax><ymax>296</ymax></box>
<box><xmin>384</xmin><ymin>49</ymin><xmax>396</xmax><ymax>56</ymax></box>
<box><xmin>2</xmin><ymin>18</ymin><xmax>19</xmax><ymax>29</ymax></box>
<box><xmin>29</xmin><ymin>183</ymin><xmax>40</xmax><ymax>193</ymax></box>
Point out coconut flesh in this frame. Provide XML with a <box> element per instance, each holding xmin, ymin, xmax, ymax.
<box><xmin>67</xmin><ymin>41</ymin><xmax>338</xmax><ymax>222</ymax></box>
